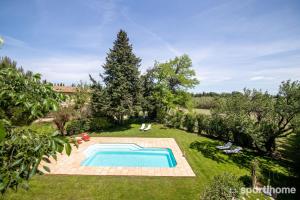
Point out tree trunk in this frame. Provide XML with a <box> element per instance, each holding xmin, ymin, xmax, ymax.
<box><xmin>265</xmin><ymin>137</ymin><xmax>276</xmax><ymax>155</ymax></box>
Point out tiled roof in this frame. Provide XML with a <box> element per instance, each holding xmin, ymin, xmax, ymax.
<box><xmin>53</xmin><ymin>86</ymin><xmax>77</xmax><ymax>93</ymax></box>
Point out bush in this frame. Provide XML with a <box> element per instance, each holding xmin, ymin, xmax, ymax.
<box><xmin>183</xmin><ymin>113</ymin><xmax>196</xmax><ymax>132</ymax></box>
<box><xmin>196</xmin><ymin>114</ymin><xmax>209</xmax><ymax>134</ymax></box>
<box><xmin>207</xmin><ymin>114</ymin><xmax>230</xmax><ymax>140</ymax></box>
<box><xmin>66</xmin><ymin>119</ymin><xmax>90</xmax><ymax>135</ymax></box>
<box><xmin>89</xmin><ymin>117</ymin><xmax>112</xmax><ymax>131</ymax></box>
<box><xmin>172</xmin><ymin>111</ymin><xmax>184</xmax><ymax>129</ymax></box>
<box><xmin>201</xmin><ymin>172</ymin><xmax>243</xmax><ymax>200</ymax></box>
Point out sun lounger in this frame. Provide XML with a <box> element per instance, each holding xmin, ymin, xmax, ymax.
<box><xmin>144</xmin><ymin>124</ymin><xmax>151</xmax><ymax>131</ymax></box>
<box><xmin>139</xmin><ymin>123</ymin><xmax>145</xmax><ymax>131</ymax></box>
<box><xmin>216</xmin><ymin>142</ymin><xmax>232</xmax><ymax>150</ymax></box>
<box><xmin>223</xmin><ymin>147</ymin><xmax>242</xmax><ymax>154</ymax></box>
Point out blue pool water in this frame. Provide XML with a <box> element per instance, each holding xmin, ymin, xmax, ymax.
<box><xmin>81</xmin><ymin>144</ymin><xmax>177</xmax><ymax>168</ymax></box>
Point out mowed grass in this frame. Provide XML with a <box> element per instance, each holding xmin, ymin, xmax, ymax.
<box><xmin>4</xmin><ymin>123</ymin><xmax>295</xmax><ymax>200</ymax></box>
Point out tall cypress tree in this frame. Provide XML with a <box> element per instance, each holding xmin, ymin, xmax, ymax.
<box><xmin>94</xmin><ymin>30</ymin><xmax>142</xmax><ymax>123</ymax></box>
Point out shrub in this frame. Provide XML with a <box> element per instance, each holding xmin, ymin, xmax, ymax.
<box><xmin>172</xmin><ymin>111</ymin><xmax>184</xmax><ymax>129</ymax></box>
<box><xmin>201</xmin><ymin>172</ymin><xmax>243</xmax><ymax>200</ymax></box>
<box><xmin>162</xmin><ymin>112</ymin><xmax>173</xmax><ymax>127</ymax></box>
<box><xmin>183</xmin><ymin>113</ymin><xmax>196</xmax><ymax>132</ymax></box>
<box><xmin>89</xmin><ymin>117</ymin><xmax>112</xmax><ymax>131</ymax></box>
<box><xmin>196</xmin><ymin>114</ymin><xmax>209</xmax><ymax>134</ymax></box>
<box><xmin>66</xmin><ymin>119</ymin><xmax>90</xmax><ymax>135</ymax></box>
<box><xmin>207</xmin><ymin>114</ymin><xmax>230</xmax><ymax>140</ymax></box>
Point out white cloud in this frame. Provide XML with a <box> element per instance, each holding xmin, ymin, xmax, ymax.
<box><xmin>22</xmin><ymin>55</ymin><xmax>104</xmax><ymax>84</ymax></box>
<box><xmin>2</xmin><ymin>35</ymin><xmax>34</xmax><ymax>50</ymax></box>
<box><xmin>250</xmin><ymin>76</ymin><xmax>274</xmax><ymax>81</ymax></box>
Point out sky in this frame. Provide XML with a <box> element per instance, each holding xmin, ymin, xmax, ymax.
<box><xmin>1</xmin><ymin>0</ymin><xmax>300</xmax><ymax>93</ymax></box>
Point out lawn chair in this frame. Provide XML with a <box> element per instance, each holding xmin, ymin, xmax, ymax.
<box><xmin>223</xmin><ymin>147</ymin><xmax>242</xmax><ymax>154</ymax></box>
<box><xmin>139</xmin><ymin>123</ymin><xmax>145</xmax><ymax>131</ymax></box>
<box><xmin>144</xmin><ymin>124</ymin><xmax>151</xmax><ymax>131</ymax></box>
<box><xmin>216</xmin><ymin>142</ymin><xmax>232</xmax><ymax>150</ymax></box>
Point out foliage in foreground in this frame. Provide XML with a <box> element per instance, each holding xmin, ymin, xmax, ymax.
<box><xmin>201</xmin><ymin>172</ymin><xmax>244</xmax><ymax>200</ymax></box>
<box><xmin>0</xmin><ymin>57</ymin><xmax>64</xmax><ymax>126</ymax></box>
<box><xmin>0</xmin><ymin>57</ymin><xmax>72</xmax><ymax>195</ymax></box>
<box><xmin>0</xmin><ymin>127</ymin><xmax>74</xmax><ymax>194</ymax></box>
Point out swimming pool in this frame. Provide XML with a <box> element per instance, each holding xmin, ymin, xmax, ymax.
<box><xmin>81</xmin><ymin>143</ymin><xmax>177</xmax><ymax>168</ymax></box>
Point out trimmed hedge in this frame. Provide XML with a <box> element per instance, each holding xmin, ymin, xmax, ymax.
<box><xmin>183</xmin><ymin>113</ymin><xmax>196</xmax><ymax>132</ymax></box>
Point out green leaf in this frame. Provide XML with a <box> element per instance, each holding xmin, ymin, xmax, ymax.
<box><xmin>52</xmin><ymin>130</ymin><xmax>60</xmax><ymax>137</ymax></box>
<box><xmin>52</xmin><ymin>103</ymin><xmax>58</xmax><ymax>111</ymax></box>
<box><xmin>53</xmin><ymin>137</ymin><xmax>66</xmax><ymax>145</ymax></box>
<box><xmin>65</xmin><ymin>143</ymin><xmax>72</xmax><ymax>156</ymax></box>
<box><xmin>0</xmin><ymin>183</ymin><xmax>6</xmax><ymax>191</ymax></box>
<box><xmin>42</xmin><ymin>157</ymin><xmax>51</xmax><ymax>163</ymax></box>
<box><xmin>11</xmin><ymin>158</ymin><xmax>23</xmax><ymax>167</ymax></box>
<box><xmin>29</xmin><ymin>158</ymin><xmax>41</xmax><ymax>178</ymax></box>
<box><xmin>34</xmin><ymin>144</ymin><xmax>42</xmax><ymax>151</ymax></box>
<box><xmin>42</xmin><ymin>165</ymin><xmax>50</xmax><ymax>173</ymax></box>
<box><xmin>0</xmin><ymin>121</ymin><xmax>6</xmax><ymax>141</ymax></box>
<box><xmin>57</xmin><ymin>143</ymin><xmax>64</xmax><ymax>153</ymax></box>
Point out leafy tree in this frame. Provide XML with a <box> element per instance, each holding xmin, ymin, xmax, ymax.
<box><xmin>142</xmin><ymin>55</ymin><xmax>199</xmax><ymax>119</ymax></box>
<box><xmin>154</xmin><ymin>54</ymin><xmax>199</xmax><ymax>92</ymax></box>
<box><xmin>152</xmin><ymin>55</ymin><xmax>199</xmax><ymax>108</ymax></box>
<box><xmin>91</xmin><ymin>30</ymin><xmax>142</xmax><ymax>123</ymax></box>
<box><xmin>89</xmin><ymin>76</ymin><xmax>111</xmax><ymax>118</ymax></box>
<box><xmin>0</xmin><ymin>57</ymin><xmax>73</xmax><ymax>194</ymax></box>
<box><xmin>53</xmin><ymin>107</ymin><xmax>73</xmax><ymax>135</ymax></box>
<box><xmin>140</xmin><ymin>68</ymin><xmax>159</xmax><ymax>119</ymax></box>
<box><xmin>0</xmin><ymin>58</ymin><xmax>64</xmax><ymax>126</ymax></box>
<box><xmin>216</xmin><ymin>80</ymin><xmax>300</xmax><ymax>154</ymax></box>
<box><xmin>73</xmin><ymin>82</ymin><xmax>90</xmax><ymax>111</ymax></box>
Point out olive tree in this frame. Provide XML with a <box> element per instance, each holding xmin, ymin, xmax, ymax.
<box><xmin>216</xmin><ymin>80</ymin><xmax>300</xmax><ymax>154</ymax></box>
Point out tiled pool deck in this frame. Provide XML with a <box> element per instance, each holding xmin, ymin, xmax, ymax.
<box><xmin>44</xmin><ymin>137</ymin><xmax>195</xmax><ymax>177</ymax></box>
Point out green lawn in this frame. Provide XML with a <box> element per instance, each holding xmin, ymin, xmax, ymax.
<box><xmin>4</xmin><ymin>123</ymin><xmax>297</xmax><ymax>200</ymax></box>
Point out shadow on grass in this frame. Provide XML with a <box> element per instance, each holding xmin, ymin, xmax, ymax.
<box><xmin>190</xmin><ymin>141</ymin><xmax>226</xmax><ymax>163</ymax></box>
<box><xmin>91</xmin><ymin>123</ymin><xmax>133</xmax><ymax>134</ymax></box>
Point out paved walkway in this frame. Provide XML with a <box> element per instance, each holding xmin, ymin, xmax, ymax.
<box><xmin>44</xmin><ymin>137</ymin><xmax>195</xmax><ymax>177</ymax></box>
